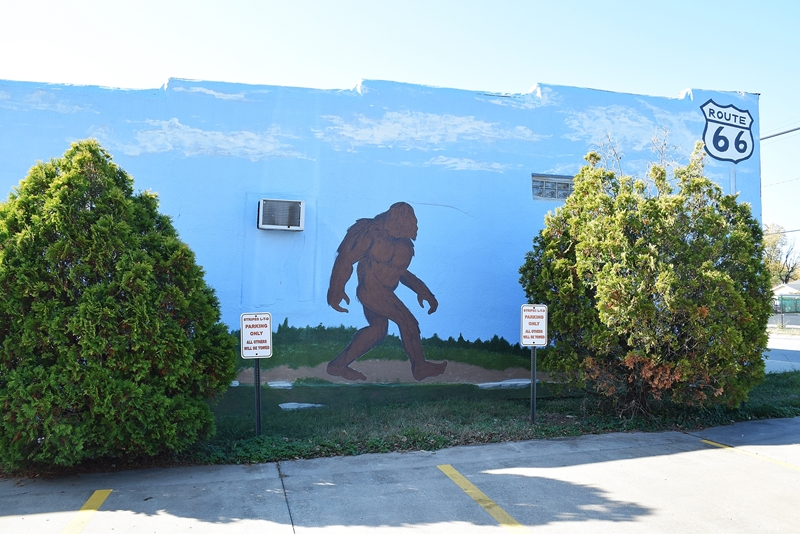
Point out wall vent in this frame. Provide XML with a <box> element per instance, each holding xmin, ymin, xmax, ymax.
<box><xmin>531</xmin><ymin>173</ymin><xmax>574</xmax><ymax>200</ymax></box>
<box><xmin>257</xmin><ymin>199</ymin><xmax>305</xmax><ymax>231</ymax></box>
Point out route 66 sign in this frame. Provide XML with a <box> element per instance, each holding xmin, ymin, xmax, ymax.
<box><xmin>700</xmin><ymin>100</ymin><xmax>754</xmax><ymax>164</ymax></box>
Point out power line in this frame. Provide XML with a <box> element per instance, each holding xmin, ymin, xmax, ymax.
<box><xmin>759</xmin><ymin>127</ymin><xmax>799</xmax><ymax>237</ymax></box>
<box><xmin>761</xmin><ymin>126</ymin><xmax>800</xmax><ymax>141</ymax></box>
<box><xmin>762</xmin><ymin>177</ymin><xmax>800</xmax><ymax>187</ymax></box>
<box><xmin>760</xmin><ymin>128</ymin><xmax>800</xmax><ymax>187</ymax></box>
<box><xmin>765</xmin><ymin>116</ymin><xmax>800</xmax><ymax>131</ymax></box>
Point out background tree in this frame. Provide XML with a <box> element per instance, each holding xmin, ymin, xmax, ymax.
<box><xmin>762</xmin><ymin>223</ymin><xmax>800</xmax><ymax>285</ymax></box>
<box><xmin>520</xmin><ymin>144</ymin><xmax>772</xmax><ymax>414</ymax></box>
<box><xmin>0</xmin><ymin>141</ymin><xmax>236</xmax><ymax>469</ymax></box>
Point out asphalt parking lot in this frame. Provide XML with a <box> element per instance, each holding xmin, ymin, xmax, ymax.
<box><xmin>2</xmin><ymin>416</ymin><xmax>799</xmax><ymax>533</ymax></box>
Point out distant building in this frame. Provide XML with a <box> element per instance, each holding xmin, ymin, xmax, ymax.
<box><xmin>773</xmin><ymin>283</ymin><xmax>800</xmax><ymax>296</ymax></box>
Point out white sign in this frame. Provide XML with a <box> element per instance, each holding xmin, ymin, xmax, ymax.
<box><xmin>520</xmin><ymin>304</ymin><xmax>548</xmax><ymax>347</ymax></box>
<box><xmin>240</xmin><ymin>312</ymin><xmax>273</xmax><ymax>358</ymax></box>
<box><xmin>700</xmin><ymin>99</ymin><xmax>754</xmax><ymax>164</ymax></box>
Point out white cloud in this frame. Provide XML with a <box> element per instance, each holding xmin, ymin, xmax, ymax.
<box><xmin>315</xmin><ymin>111</ymin><xmax>544</xmax><ymax>150</ymax></box>
<box><xmin>112</xmin><ymin>118</ymin><xmax>304</xmax><ymax>161</ymax></box>
<box><xmin>0</xmin><ymin>90</ymin><xmax>94</xmax><ymax>114</ymax></box>
<box><xmin>564</xmin><ymin>105</ymin><xmax>656</xmax><ymax>150</ymax></box>
<box><xmin>172</xmin><ymin>86</ymin><xmax>246</xmax><ymax>101</ymax></box>
<box><xmin>426</xmin><ymin>156</ymin><xmax>508</xmax><ymax>173</ymax></box>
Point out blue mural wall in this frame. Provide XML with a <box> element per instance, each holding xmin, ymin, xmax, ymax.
<box><xmin>0</xmin><ymin>78</ymin><xmax>761</xmax><ymax>363</ymax></box>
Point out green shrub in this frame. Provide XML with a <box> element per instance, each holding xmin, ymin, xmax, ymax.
<box><xmin>519</xmin><ymin>145</ymin><xmax>772</xmax><ymax>414</ymax></box>
<box><xmin>0</xmin><ymin>140</ymin><xmax>236</xmax><ymax>469</ymax></box>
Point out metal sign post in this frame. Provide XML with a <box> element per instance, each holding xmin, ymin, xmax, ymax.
<box><xmin>531</xmin><ymin>347</ymin><xmax>537</xmax><ymax>423</ymax></box>
<box><xmin>520</xmin><ymin>304</ymin><xmax>548</xmax><ymax>423</ymax></box>
<box><xmin>254</xmin><ymin>359</ymin><xmax>261</xmax><ymax>435</ymax></box>
<box><xmin>240</xmin><ymin>312</ymin><xmax>273</xmax><ymax>437</ymax></box>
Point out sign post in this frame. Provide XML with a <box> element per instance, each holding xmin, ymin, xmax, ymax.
<box><xmin>521</xmin><ymin>304</ymin><xmax>548</xmax><ymax>423</ymax></box>
<box><xmin>240</xmin><ymin>312</ymin><xmax>273</xmax><ymax>436</ymax></box>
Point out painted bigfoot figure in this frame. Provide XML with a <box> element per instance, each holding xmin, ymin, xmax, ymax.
<box><xmin>326</xmin><ymin>202</ymin><xmax>447</xmax><ymax>381</ymax></box>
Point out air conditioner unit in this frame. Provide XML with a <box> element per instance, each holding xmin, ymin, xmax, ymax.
<box><xmin>257</xmin><ymin>199</ymin><xmax>305</xmax><ymax>231</ymax></box>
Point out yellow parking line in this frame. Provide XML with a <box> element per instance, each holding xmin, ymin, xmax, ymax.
<box><xmin>701</xmin><ymin>439</ymin><xmax>800</xmax><ymax>471</ymax></box>
<box><xmin>60</xmin><ymin>489</ymin><xmax>112</xmax><ymax>534</ymax></box>
<box><xmin>437</xmin><ymin>464</ymin><xmax>524</xmax><ymax>530</ymax></box>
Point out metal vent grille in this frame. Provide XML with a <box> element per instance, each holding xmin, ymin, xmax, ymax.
<box><xmin>258</xmin><ymin>199</ymin><xmax>304</xmax><ymax>231</ymax></box>
<box><xmin>531</xmin><ymin>173</ymin><xmax>574</xmax><ymax>200</ymax></box>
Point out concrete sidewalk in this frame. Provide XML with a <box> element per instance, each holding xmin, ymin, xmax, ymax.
<box><xmin>765</xmin><ymin>333</ymin><xmax>800</xmax><ymax>373</ymax></box>
<box><xmin>2</xmin><ymin>417</ymin><xmax>799</xmax><ymax>533</ymax></box>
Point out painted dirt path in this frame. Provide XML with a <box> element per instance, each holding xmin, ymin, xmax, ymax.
<box><xmin>237</xmin><ymin>360</ymin><xmax>539</xmax><ymax>385</ymax></box>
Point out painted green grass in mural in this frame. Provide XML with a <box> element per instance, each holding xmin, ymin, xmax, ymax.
<box><xmin>234</xmin><ymin>321</ymin><xmax>530</xmax><ymax>371</ymax></box>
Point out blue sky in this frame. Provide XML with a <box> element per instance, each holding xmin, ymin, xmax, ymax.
<box><xmin>1</xmin><ymin>0</ymin><xmax>798</xmax><ymax>232</ymax></box>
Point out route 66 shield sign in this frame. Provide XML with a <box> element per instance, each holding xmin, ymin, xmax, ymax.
<box><xmin>700</xmin><ymin>99</ymin><xmax>754</xmax><ymax>164</ymax></box>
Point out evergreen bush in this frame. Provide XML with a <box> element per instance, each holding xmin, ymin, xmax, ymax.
<box><xmin>0</xmin><ymin>140</ymin><xmax>236</xmax><ymax>469</ymax></box>
<box><xmin>519</xmin><ymin>145</ymin><xmax>772</xmax><ymax>414</ymax></box>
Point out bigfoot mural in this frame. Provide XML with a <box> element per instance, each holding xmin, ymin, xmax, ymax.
<box><xmin>326</xmin><ymin>202</ymin><xmax>448</xmax><ymax>381</ymax></box>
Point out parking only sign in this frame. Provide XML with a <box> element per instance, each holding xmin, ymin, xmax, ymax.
<box><xmin>521</xmin><ymin>304</ymin><xmax>548</xmax><ymax>347</ymax></box>
<box><xmin>240</xmin><ymin>312</ymin><xmax>273</xmax><ymax>358</ymax></box>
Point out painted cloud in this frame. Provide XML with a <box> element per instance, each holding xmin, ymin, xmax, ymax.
<box><xmin>112</xmin><ymin>118</ymin><xmax>304</xmax><ymax>161</ymax></box>
<box><xmin>426</xmin><ymin>156</ymin><xmax>508</xmax><ymax>173</ymax></box>
<box><xmin>0</xmin><ymin>90</ymin><xmax>94</xmax><ymax>114</ymax></box>
<box><xmin>316</xmin><ymin>111</ymin><xmax>544</xmax><ymax>151</ymax></box>
<box><xmin>564</xmin><ymin>102</ymin><xmax>706</xmax><ymax>175</ymax></box>
<box><xmin>564</xmin><ymin>105</ymin><xmax>656</xmax><ymax>151</ymax></box>
<box><xmin>481</xmin><ymin>84</ymin><xmax>561</xmax><ymax>110</ymax></box>
<box><xmin>171</xmin><ymin>86</ymin><xmax>247</xmax><ymax>101</ymax></box>
<box><xmin>641</xmin><ymin>102</ymin><xmax>705</xmax><ymax>155</ymax></box>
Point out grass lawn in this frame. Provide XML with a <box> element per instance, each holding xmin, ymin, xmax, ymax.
<box><xmin>4</xmin><ymin>371</ymin><xmax>797</xmax><ymax>478</ymax></box>
<box><xmin>183</xmin><ymin>370</ymin><xmax>800</xmax><ymax>466</ymax></box>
